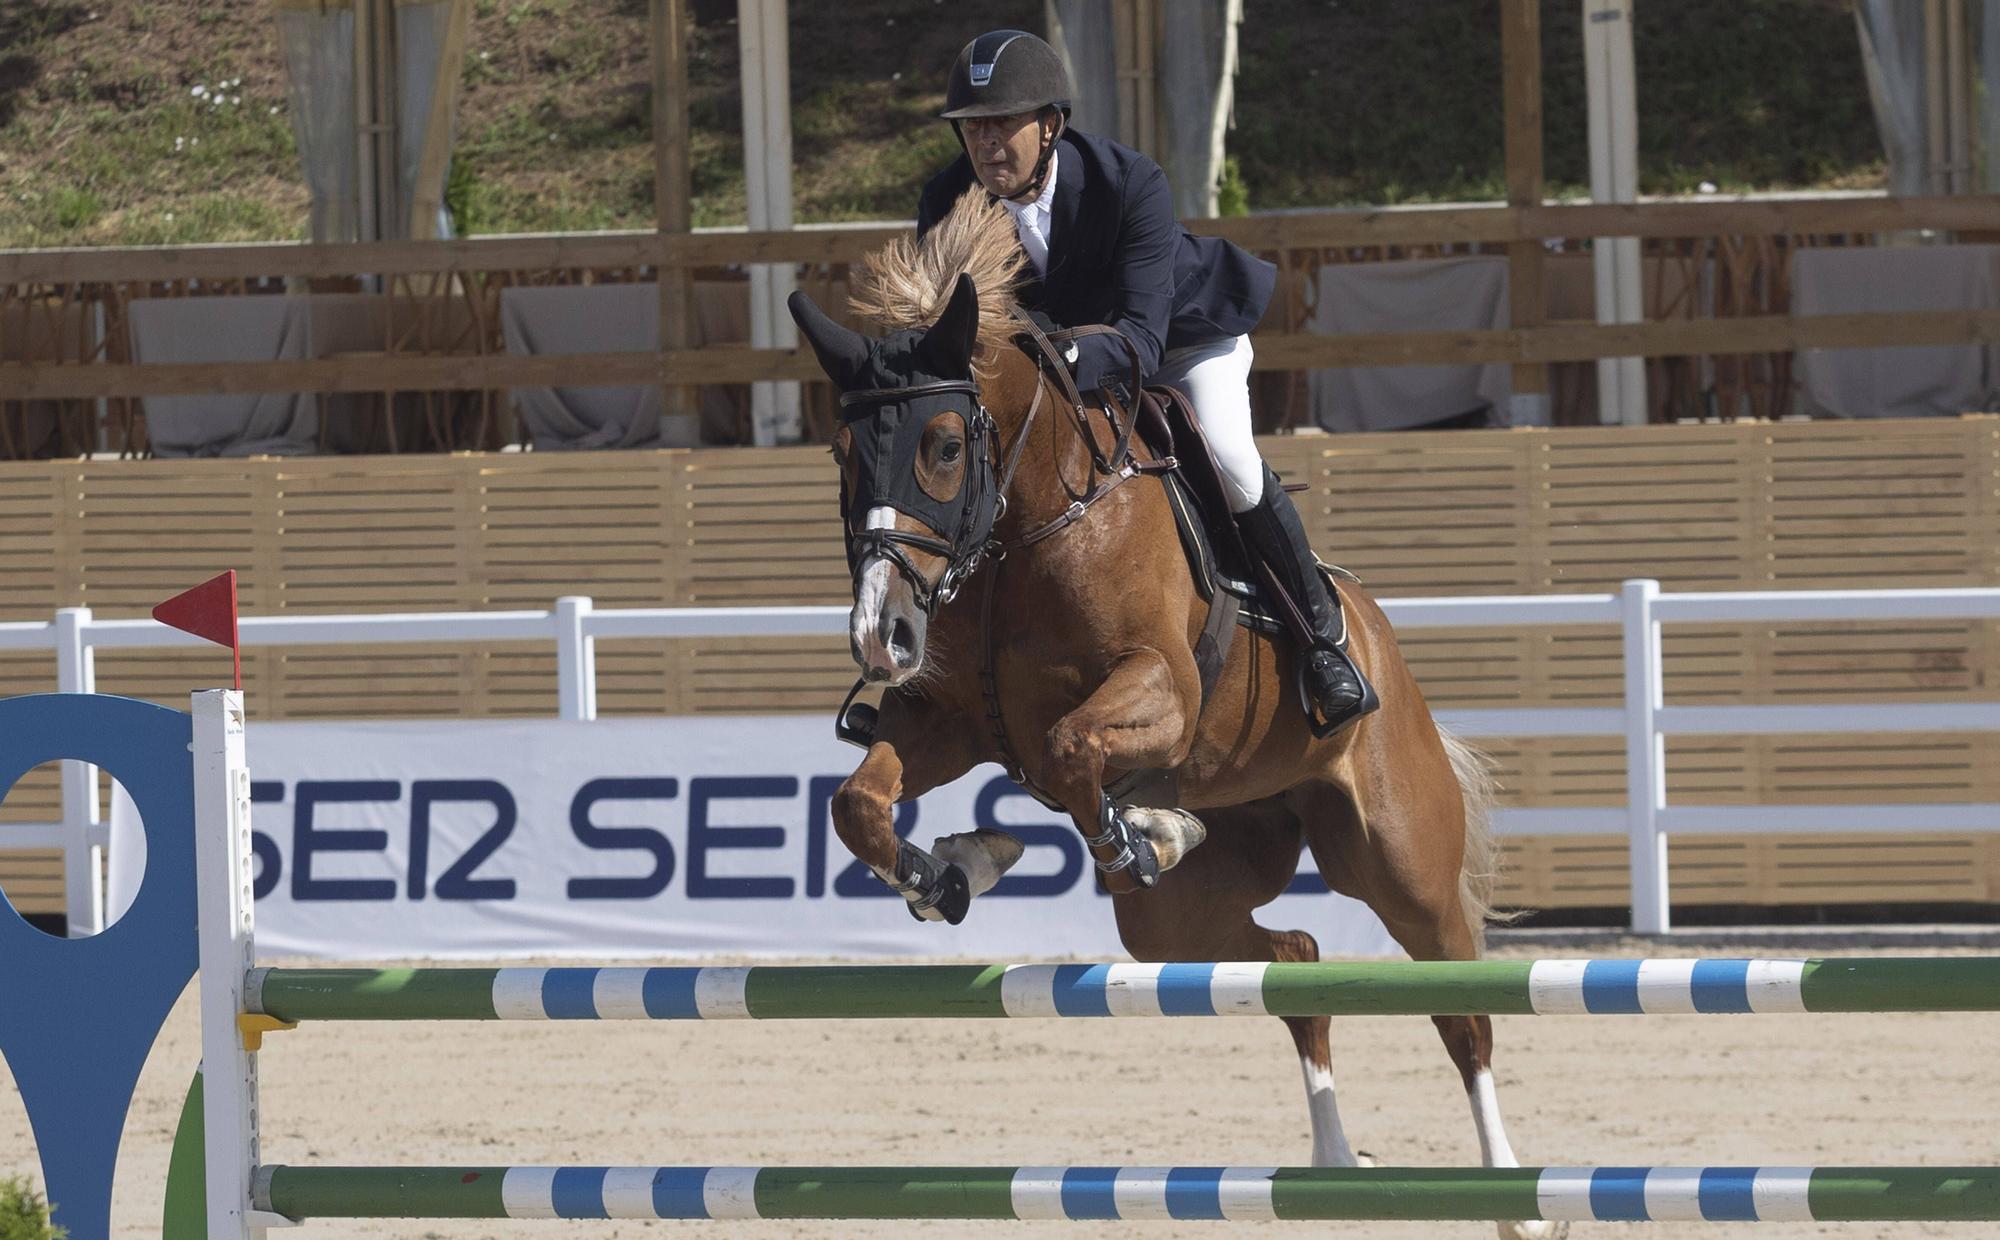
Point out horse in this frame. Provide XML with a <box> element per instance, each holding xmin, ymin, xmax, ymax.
<box><xmin>787</xmin><ymin>188</ymin><xmax>1561</xmax><ymax>1240</ymax></box>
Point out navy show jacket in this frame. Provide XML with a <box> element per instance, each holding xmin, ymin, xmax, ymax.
<box><xmin>916</xmin><ymin>128</ymin><xmax>1277</xmax><ymax>393</ymax></box>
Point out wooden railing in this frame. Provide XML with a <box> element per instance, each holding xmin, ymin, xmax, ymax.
<box><xmin>3</xmin><ymin>193</ymin><xmax>1998</xmax><ymax>433</ymax></box>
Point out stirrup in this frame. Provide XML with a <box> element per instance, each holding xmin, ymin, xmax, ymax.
<box><xmin>1300</xmin><ymin>645</ymin><xmax>1379</xmax><ymax>740</ymax></box>
<box><xmin>1085</xmin><ymin>794</ymin><xmax>1161</xmax><ymax>888</ymax></box>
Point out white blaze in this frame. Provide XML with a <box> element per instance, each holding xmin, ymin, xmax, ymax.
<box><xmin>850</xmin><ymin>506</ymin><xmax>898</xmax><ymax>662</ymax></box>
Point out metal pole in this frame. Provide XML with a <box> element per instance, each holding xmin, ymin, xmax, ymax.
<box><xmin>193</xmin><ymin>689</ymin><xmax>262</xmax><ymax>1240</ymax></box>
<box><xmin>54</xmin><ymin>606</ymin><xmax>102</xmax><ymax>937</ymax></box>
<box><xmin>555</xmin><ymin>596</ymin><xmax>597</xmax><ymax>721</ymax></box>
<box><xmin>1621</xmin><ymin>578</ymin><xmax>1669</xmax><ymax>934</ymax></box>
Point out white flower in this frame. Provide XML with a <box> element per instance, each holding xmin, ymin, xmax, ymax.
<box><xmin>231</xmin><ymin>95</ymin><xmax>242</xmax><ymax>105</ymax></box>
<box><xmin>164</xmin><ymin>213</ymin><xmax>175</xmax><ymax>221</ymax></box>
<box><xmin>1698</xmin><ymin>181</ymin><xmax>1718</xmax><ymax>194</ymax></box>
<box><xmin>192</xmin><ymin>85</ymin><xmax>207</xmax><ymax>97</ymax></box>
<box><xmin>269</xmin><ymin>105</ymin><xmax>282</xmax><ymax>115</ymax></box>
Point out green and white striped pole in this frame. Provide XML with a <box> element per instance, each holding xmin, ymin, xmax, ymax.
<box><xmin>253</xmin><ymin>1165</ymin><xmax>2000</xmax><ymax>1224</ymax></box>
<box><xmin>250</xmin><ymin>957</ymin><xmax>2000</xmax><ymax>1023</ymax></box>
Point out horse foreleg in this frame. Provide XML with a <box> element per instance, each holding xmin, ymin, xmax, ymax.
<box><xmin>830</xmin><ymin>701</ymin><xmax>1018</xmax><ymax>925</ymax></box>
<box><xmin>1041</xmin><ymin>649</ymin><xmax>1203</xmax><ymax>895</ymax></box>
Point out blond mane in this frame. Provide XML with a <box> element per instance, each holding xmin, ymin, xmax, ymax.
<box><xmin>847</xmin><ymin>186</ymin><xmax>1025</xmax><ymax>372</ymax></box>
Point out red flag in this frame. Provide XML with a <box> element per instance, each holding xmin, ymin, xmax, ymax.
<box><xmin>153</xmin><ymin>571</ymin><xmax>241</xmax><ymax>690</ymax></box>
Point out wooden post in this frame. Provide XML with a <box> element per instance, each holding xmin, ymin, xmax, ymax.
<box><xmin>1501</xmin><ymin>0</ymin><xmax>1548</xmax><ymax>424</ymax></box>
<box><xmin>651</xmin><ymin>0</ymin><xmax>695</xmax><ymax>423</ymax></box>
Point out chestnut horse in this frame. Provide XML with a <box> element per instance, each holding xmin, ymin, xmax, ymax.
<box><xmin>788</xmin><ymin>191</ymin><xmax>1558</xmax><ymax>1240</ymax></box>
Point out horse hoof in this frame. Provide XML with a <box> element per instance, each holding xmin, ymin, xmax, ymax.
<box><xmin>1498</xmin><ymin>1220</ymin><xmax>1568</xmax><ymax>1240</ymax></box>
<box><xmin>1116</xmin><ymin>806</ymin><xmax>1207</xmax><ymax>872</ymax></box>
<box><xmin>931</xmin><ymin>828</ymin><xmax>1025</xmax><ymax>899</ymax></box>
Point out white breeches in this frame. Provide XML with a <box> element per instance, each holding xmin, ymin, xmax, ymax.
<box><xmin>1151</xmin><ymin>333</ymin><xmax>1264</xmax><ymax>513</ymax></box>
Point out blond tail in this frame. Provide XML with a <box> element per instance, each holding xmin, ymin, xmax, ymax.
<box><xmin>1438</xmin><ymin>726</ymin><xmax>1511</xmax><ymax>954</ymax></box>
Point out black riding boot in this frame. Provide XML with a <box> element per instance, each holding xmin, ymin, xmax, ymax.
<box><xmin>1236</xmin><ymin>467</ymin><xmax>1379</xmax><ymax>736</ymax></box>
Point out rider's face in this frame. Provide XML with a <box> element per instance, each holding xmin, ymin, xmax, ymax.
<box><xmin>961</xmin><ymin>110</ymin><xmax>1050</xmax><ymax>198</ymax></box>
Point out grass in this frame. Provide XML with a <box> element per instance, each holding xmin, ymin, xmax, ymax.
<box><xmin>1232</xmin><ymin>0</ymin><xmax>1883</xmax><ymax>207</ymax></box>
<box><xmin>0</xmin><ymin>0</ymin><xmax>1887</xmax><ymax>247</ymax></box>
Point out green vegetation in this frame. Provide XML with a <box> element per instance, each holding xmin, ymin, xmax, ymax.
<box><xmin>1233</xmin><ymin>0</ymin><xmax>1882</xmax><ymax>204</ymax></box>
<box><xmin>0</xmin><ymin>1176</ymin><xmax>63</xmax><ymax>1240</ymax></box>
<box><xmin>0</xmin><ymin>0</ymin><xmax>1885</xmax><ymax>248</ymax></box>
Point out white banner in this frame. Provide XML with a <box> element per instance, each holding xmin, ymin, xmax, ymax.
<box><xmin>117</xmin><ymin>717</ymin><xmax>1394</xmax><ymax>961</ymax></box>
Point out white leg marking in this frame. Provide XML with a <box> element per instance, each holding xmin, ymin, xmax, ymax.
<box><xmin>1478</xmin><ymin>1070</ymin><xmax>1569</xmax><ymax>1240</ymax></box>
<box><xmin>1299</xmin><ymin>1056</ymin><xmax>1365</xmax><ymax>1168</ymax></box>
<box><xmin>1469</xmin><ymin>1067</ymin><xmax>1520</xmax><ymax>1167</ymax></box>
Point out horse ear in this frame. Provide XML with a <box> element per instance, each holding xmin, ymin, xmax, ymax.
<box><xmin>788</xmin><ymin>290</ymin><xmax>872</xmax><ymax>389</ymax></box>
<box><xmin>918</xmin><ymin>273</ymin><xmax>980</xmax><ymax>377</ymax></box>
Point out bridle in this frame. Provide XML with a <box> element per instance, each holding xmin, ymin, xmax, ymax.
<box><xmin>834</xmin><ymin>308</ymin><xmax>1173</xmax><ymax>760</ymax></box>
<box><xmin>836</xmin><ymin>379</ymin><xmax>997</xmax><ymax>615</ymax></box>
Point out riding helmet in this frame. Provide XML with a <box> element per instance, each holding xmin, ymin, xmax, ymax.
<box><xmin>939</xmin><ymin>30</ymin><xmax>1073</xmax><ymax>120</ymax></box>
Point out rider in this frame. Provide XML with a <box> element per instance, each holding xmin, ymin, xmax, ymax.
<box><xmin>917</xmin><ymin>29</ymin><xmax>1375</xmax><ymax>734</ymax></box>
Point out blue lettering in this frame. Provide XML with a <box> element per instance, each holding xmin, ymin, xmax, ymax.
<box><xmin>411</xmin><ymin>780</ymin><xmax>517</xmax><ymax>901</ymax></box>
<box><xmin>250</xmin><ymin>781</ymin><xmax>284</xmax><ymax>900</ymax></box>
<box><xmin>292</xmin><ymin>780</ymin><xmax>400</xmax><ymax>902</ymax></box>
<box><xmin>687</xmin><ymin>776</ymin><xmax>796</xmax><ymax>899</ymax></box>
<box><xmin>568</xmin><ymin>777</ymin><xmax>679</xmax><ymax>900</ymax></box>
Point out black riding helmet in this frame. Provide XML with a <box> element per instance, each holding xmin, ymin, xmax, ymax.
<box><xmin>940</xmin><ymin>30</ymin><xmax>1071</xmax><ymax>200</ymax></box>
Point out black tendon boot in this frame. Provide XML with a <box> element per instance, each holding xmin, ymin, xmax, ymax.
<box><xmin>1236</xmin><ymin>468</ymin><xmax>1379</xmax><ymax>736</ymax></box>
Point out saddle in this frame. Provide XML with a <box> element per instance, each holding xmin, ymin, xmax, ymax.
<box><xmin>1129</xmin><ymin>383</ymin><xmax>1356</xmax><ymax>639</ymax></box>
<box><xmin>1055</xmin><ymin>366</ymin><xmax>1355</xmax><ymax>811</ymax></box>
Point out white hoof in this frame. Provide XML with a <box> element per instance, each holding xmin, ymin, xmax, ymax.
<box><xmin>931</xmin><ymin>828</ymin><xmax>1025</xmax><ymax>899</ymax></box>
<box><xmin>1118</xmin><ymin>806</ymin><xmax>1207</xmax><ymax>872</ymax></box>
<box><xmin>1498</xmin><ymin>1219</ymin><xmax>1568</xmax><ymax>1240</ymax></box>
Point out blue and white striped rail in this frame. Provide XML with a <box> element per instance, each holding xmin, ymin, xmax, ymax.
<box><xmin>251</xmin><ymin>1164</ymin><xmax>2000</xmax><ymax>1223</ymax></box>
<box><xmin>249</xmin><ymin>957</ymin><xmax>2000</xmax><ymax>1022</ymax></box>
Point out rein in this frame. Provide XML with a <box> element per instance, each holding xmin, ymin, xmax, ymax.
<box><xmin>972</xmin><ymin>309</ymin><xmax>1175</xmax><ymax>802</ymax></box>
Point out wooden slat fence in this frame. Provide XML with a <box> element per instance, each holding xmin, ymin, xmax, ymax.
<box><xmin>3</xmin><ymin>417</ymin><xmax>1998</xmax><ymax>914</ymax></box>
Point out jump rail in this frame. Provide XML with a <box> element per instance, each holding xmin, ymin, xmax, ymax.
<box><xmin>252</xmin><ymin>1164</ymin><xmax>2000</xmax><ymax>1224</ymax></box>
<box><xmin>248</xmin><ymin>958</ymin><xmax>2000</xmax><ymax>1022</ymax></box>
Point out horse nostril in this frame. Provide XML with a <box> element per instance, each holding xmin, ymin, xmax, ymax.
<box><xmin>889</xmin><ymin>617</ymin><xmax>917</xmax><ymax>664</ymax></box>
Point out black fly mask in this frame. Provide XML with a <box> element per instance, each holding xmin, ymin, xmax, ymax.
<box><xmin>791</xmin><ymin>274</ymin><xmax>998</xmax><ymax>616</ymax></box>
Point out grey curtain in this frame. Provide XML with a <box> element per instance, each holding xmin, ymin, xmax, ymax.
<box><xmin>1309</xmin><ymin>257</ymin><xmax>1511</xmax><ymax>433</ymax></box>
<box><xmin>1047</xmin><ymin>0</ymin><xmax>1241</xmax><ymax>216</ymax></box>
<box><xmin>395</xmin><ymin>0</ymin><xmax>457</xmax><ymax>239</ymax></box>
<box><xmin>274</xmin><ymin>2</ymin><xmax>359</xmax><ymax>243</ymax></box>
<box><xmin>1985</xmin><ymin>0</ymin><xmax>2000</xmax><ymax>191</ymax></box>
<box><xmin>1855</xmin><ymin>0</ymin><xmax>1930</xmax><ymax>196</ymax></box>
<box><xmin>127</xmin><ymin>297</ymin><xmax>320</xmax><ymax>456</ymax></box>
<box><xmin>1157</xmin><ymin>0</ymin><xmax>1241</xmax><ymax>217</ymax></box>
<box><xmin>1791</xmin><ymin>244</ymin><xmax>2000</xmax><ymax>418</ymax></box>
<box><xmin>273</xmin><ymin>0</ymin><xmax>457</xmax><ymax>241</ymax></box>
<box><xmin>504</xmin><ymin>282</ymin><xmax>740</xmax><ymax>450</ymax></box>
<box><xmin>1047</xmin><ymin>1</ymin><xmax>1118</xmax><ymax>139</ymax></box>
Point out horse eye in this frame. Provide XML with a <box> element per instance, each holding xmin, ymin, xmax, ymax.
<box><xmin>940</xmin><ymin>439</ymin><xmax>962</xmax><ymax>464</ymax></box>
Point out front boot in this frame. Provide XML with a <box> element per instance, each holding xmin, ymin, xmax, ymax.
<box><xmin>1236</xmin><ymin>467</ymin><xmax>1379</xmax><ymax>736</ymax></box>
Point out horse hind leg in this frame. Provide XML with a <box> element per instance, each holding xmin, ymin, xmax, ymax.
<box><xmin>1109</xmin><ymin>798</ymin><xmax>1365</xmax><ymax>1170</ymax></box>
<box><xmin>1295</xmin><ymin>752</ymin><xmax>1565</xmax><ymax>1240</ymax></box>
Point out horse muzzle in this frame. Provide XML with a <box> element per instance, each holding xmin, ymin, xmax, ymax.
<box><xmin>850</xmin><ymin>556</ymin><xmax>929</xmax><ymax>684</ymax></box>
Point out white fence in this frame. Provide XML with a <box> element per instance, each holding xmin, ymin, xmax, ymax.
<box><xmin>7</xmin><ymin>579</ymin><xmax>2000</xmax><ymax>936</ymax></box>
